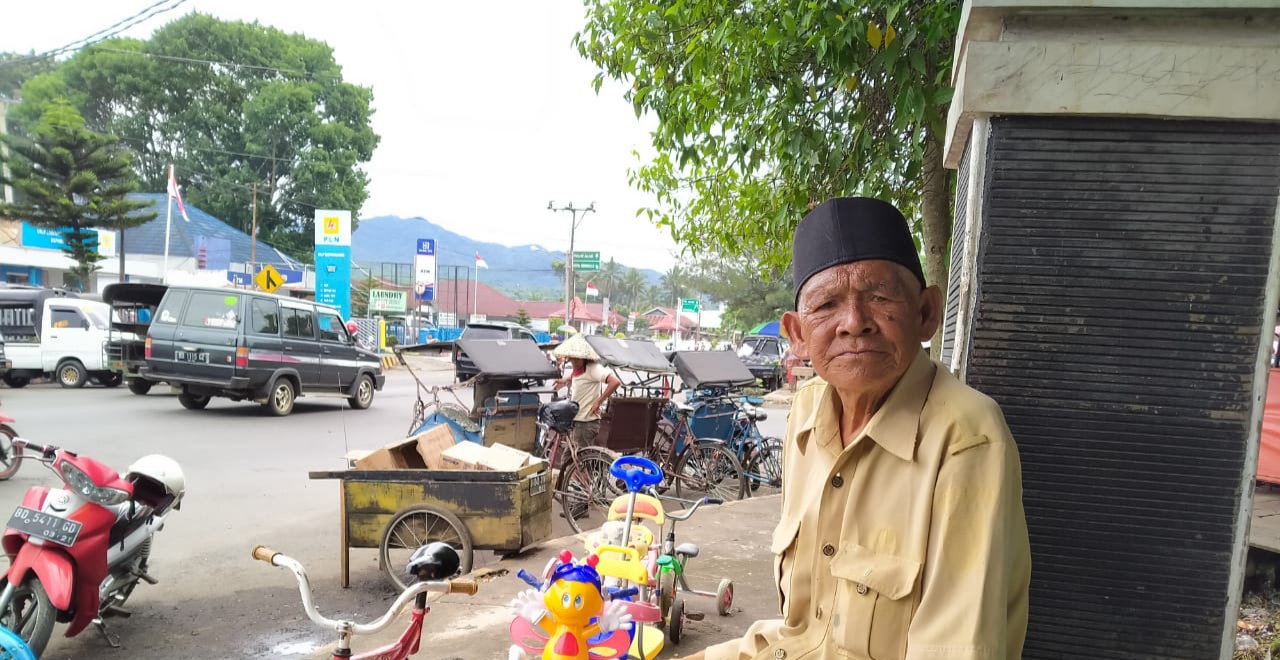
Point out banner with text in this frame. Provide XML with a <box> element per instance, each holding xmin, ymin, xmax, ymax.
<box><xmin>314</xmin><ymin>210</ymin><xmax>353</xmax><ymax>319</ymax></box>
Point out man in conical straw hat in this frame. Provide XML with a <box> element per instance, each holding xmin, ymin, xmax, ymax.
<box><xmin>552</xmin><ymin>334</ymin><xmax>622</xmax><ymax>447</ymax></box>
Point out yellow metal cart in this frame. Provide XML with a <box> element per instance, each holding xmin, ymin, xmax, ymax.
<box><xmin>308</xmin><ymin>462</ymin><xmax>551</xmax><ymax>590</ymax></box>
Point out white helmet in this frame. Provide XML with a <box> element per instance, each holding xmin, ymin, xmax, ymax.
<box><xmin>126</xmin><ymin>455</ymin><xmax>186</xmax><ymax>511</ymax></box>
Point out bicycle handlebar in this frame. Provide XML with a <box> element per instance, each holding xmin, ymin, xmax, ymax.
<box><xmin>251</xmin><ymin>546</ymin><xmax>477</xmax><ymax>635</ymax></box>
<box><xmin>646</xmin><ymin>492</ymin><xmax>723</xmax><ymax>521</ymax></box>
<box><xmin>12</xmin><ymin>439</ymin><xmax>54</xmax><ymax>461</ymax></box>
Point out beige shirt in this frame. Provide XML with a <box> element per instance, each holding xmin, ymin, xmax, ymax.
<box><xmin>570</xmin><ymin>361</ymin><xmax>611</xmax><ymax>422</ymax></box>
<box><xmin>707</xmin><ymin>350</ymin><xmax>1031</xmax><ymax>660</ymax></box>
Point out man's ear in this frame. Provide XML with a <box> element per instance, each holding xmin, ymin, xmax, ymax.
<box><xmin>918</xmin><ymin>285</ymin><xmax>944</xmax><ymax>341</ymax></box>
<box><xmin>782</xmin><ymin>311</ymin><xmax>809</xmax><ymax>360</ymax></box>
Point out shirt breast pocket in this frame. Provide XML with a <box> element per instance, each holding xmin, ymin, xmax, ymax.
<box><xmin>829</xmin><ymin>544</ymin><xmax>921</xmax><ymax>660</ymax></box>
<box><xmin>771</xmin><ymin>517</ymin><xmax>801</xmax><ymax>616</ymax></box>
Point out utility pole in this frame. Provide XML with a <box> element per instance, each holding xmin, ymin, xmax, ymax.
<box><xmin>250</xmin><ymin>183</ymin><xmax>258</xmax><ymax>266</ymax></box>
<box><xmin>547</xmin><ymin>200</ymin><xmax>595</xmax><ymax>328</ymax></box>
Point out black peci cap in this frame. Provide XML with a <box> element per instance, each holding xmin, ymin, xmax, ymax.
<box><xmin>792</xmin><ymin>197</ymin><xmax>926</xmax><ymax>308</ymax></box>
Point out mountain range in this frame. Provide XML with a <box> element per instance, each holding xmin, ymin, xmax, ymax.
<box><xmin>350</xmin><ymin>215</ymin><xmax>662</xmax><ymax>296</ymax></box>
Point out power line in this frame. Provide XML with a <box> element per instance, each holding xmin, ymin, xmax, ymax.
<box><xmin>87</xmin><ymin>46</ymin><xmax>326</xmax><ymax>80</ymax></box>
<box><xmin>0</xmin><ymin>0</ymin><xmax>190</xmax><ymax>69</ymax></box>
<box><xmin>116</xmin><ymin>136</ymin><xmax>296</xmax><ymax>164</ymax></box>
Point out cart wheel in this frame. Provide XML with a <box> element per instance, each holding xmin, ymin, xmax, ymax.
<box><xmin>379</xmin><ymin>504</ymin><xmax>473</xmax><ymax>592</ymax></box>
<box><xmin>716</xmin><ymin>578</ymin><xmax>733</xmax><ymax>616</ymax></box>
<box><xmin>669</xmin><ymin>598</ymin><xmax>685</xmax><ymax>644</ymax></box>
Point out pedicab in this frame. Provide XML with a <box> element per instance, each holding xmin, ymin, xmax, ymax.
<box><xmin>582</xmin><ymin>336</ymin><xmax>749</xmax><ymax>504</ymax></box>
<box><xmin>309</xmin><ymin>339</ymin><xmax>561</xmax><ymax>590</ymax></box>
<box><xmin>101</xmin><ymin>283</ymin><xmax>167</xmax><ymax>395</ymax></box>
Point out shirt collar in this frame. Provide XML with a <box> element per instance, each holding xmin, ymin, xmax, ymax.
<box><xmin>795</xmin><ymin>349</ymin><xmax>936</xmax><ymax>462</ymax></box>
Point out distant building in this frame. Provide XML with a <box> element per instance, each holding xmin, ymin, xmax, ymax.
<box><xmin>0</xmin><ymin>192</ymin><xmax>306</xmax><ymax>292</ymax></box>
<box><xmin>427</xmin><ymin>278</ymin><xmax>624</xmax><ymax>334</ymax></box>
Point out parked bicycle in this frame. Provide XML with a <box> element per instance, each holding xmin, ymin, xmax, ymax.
<box><xmin>533</xmin><ymin>397</ymin><xmax>620</xmax><ymax>535</ymax></box>
<box><xmin>252</xmin><ymin>542</ymin><xmax>477</xmax><ymax>660</ymax></box>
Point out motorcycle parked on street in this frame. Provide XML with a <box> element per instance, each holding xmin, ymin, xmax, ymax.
<box><xmin>0</xmin><ymin>438</ymin><xmax>185</xmax><ymax>657</ymax></box>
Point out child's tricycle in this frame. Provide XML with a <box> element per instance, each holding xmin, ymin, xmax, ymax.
<box><xmin>584</xmin><ymin>456</ymin><xmax>735</xmax><ymax>645</ymax></box>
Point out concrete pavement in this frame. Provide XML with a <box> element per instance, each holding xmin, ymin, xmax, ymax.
<box><xmin>308</xmin><ymin>494</ymin><xmax>782</xmax><ymax>659</ymax></box>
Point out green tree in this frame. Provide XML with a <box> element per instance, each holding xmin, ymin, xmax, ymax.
<box><xmin>515</xmin><ymin>307</ymin><xmax>532</xmax><ymax>328</ymax></box>
<box><xmin>598</xmin><ymin>258</ymin><xmax>623</xmax><ymax>298</ymax></box>
<box><xmin>0</xmin><ymin>100</ymin><xmax>155</xmax><ymax>288</ymax></box>
<box><xmin>576</xmin><ymin>1</ymin><xmax>961</xmax><ymax>349</ymax></box>
<box><xmin>621</xmin><ymin>268</ymin><xmax>647</xmax><ymax>308</ymax></box>
<box><xmin>12</xmin><ymin>14</ymin><xmax>379</xmax><ymax>258</ymax></box>
<box><xmin>690</xmin><ymin>255</ymin><xmax>794</xmax><ymax>332</ymax></box>
<box><xmin>660</xmin><ymin>265</ymin><xmax>689</xmax><ymax>305</ymax></box>
<box><xmin>0</xmin><ymin>52</ymin><xmax>57</xmax><ymax>99</ymax></box>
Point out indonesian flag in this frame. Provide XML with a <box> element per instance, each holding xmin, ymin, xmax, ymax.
<box><xmin>585</xmin><ymin>281</ymin><xmax>599</xmax><ymax>298</ymax></box>
<box><xmin>167</xmin><ymin>167</ymin><xmax>190</xmax><ymax>222</ymax></box>
<box><xmin>475</xmin><ymin>252</ymin><xmax>489</xmax><ymax>269</ymax></box>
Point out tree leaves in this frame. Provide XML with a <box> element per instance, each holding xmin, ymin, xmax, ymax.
<box><xmin>9</xmin><ymin>14</ymin><xmax>378</xmax><ymax>260</ymax></box>
<box><xmin>576</xmin><ymin>0</ymin><xmax>962</xmax><ymax>275</ymax></box>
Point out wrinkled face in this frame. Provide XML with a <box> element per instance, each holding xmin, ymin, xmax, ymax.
<box><xmin>544</xmin><ymin>579</ymin><xmax>603</xmax><ymax>626</ymax></box>
<box><xmin>782</xmin><ymin>260</ymin><xmax>941</xmax><ymax>398</ymax></box>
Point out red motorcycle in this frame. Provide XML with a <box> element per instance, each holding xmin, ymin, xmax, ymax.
<box><xmin>0</xmin><ymin>438</ymin><xmax>185</xmax><ymax>657</ymax></box>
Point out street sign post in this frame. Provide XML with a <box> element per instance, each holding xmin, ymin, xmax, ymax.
<box><xmin>572</xmin><ymin>251</ymin><xmax>600</xmax><ymax>272</ymax></box>
<box><xmin>254</xmin><ymin>264</ymin><xmax>284</xmax><ymax>294</ymax></box>
<box><xmin>681</xmin><ymin>298</ymin><xmax>700</xmax><ymax>313</ymax></box>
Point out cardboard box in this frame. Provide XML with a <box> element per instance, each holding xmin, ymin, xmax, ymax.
<box><xmin>412</xmin><ymin>425</ymin><xmax>458</xmax><ymax>470</ymax></box>
<box><xmin>441</xmin><ymin>442</ymin><xmax>493</xmax><ymax>471</ymax></box>
<box><xmin>354</xmin><ymin>437</ymin><xmax>429</xmax><ymax>470</ymax></box>
<box><xmin>483</xmin><ymin>443</ymin><xmax>535</xmax><ymax>472</ymax></box>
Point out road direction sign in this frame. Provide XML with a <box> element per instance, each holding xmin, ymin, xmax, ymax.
<box><xmin>681</xmin><ymin>298</ymin><xmax>700</xmax><ymax>313</ymax></box>
<box><xmin>572</xmin><ymin>251</ymin><xmax>601</xmax><ymax>272</ymax></box>
<box><xmin>254</xmin><ymin>264</ymin><xmax>283</xmax><ymax>294</ymax></box>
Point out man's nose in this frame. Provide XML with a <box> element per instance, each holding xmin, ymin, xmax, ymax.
<box><xmin>835</xmin><ymin>298</ymin><xmax>875</xmax><ymax>335</ymax></box>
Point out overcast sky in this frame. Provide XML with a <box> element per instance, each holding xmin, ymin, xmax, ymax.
<box><xmin>6</xmin><ymin>1</ymin><xmax>680</xmax><ymax>272</ymax></box>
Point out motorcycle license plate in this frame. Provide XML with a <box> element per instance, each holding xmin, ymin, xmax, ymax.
<box><xmin>5</xmin><ymin>506</ymin><xmax>82</xmax><ymax>547</ymax></box>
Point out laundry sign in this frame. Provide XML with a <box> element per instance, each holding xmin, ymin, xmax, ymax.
<box><xmin>368</xmin><ymin>289</ymin><xmax>407</xmax><ymax>313</ymax></box>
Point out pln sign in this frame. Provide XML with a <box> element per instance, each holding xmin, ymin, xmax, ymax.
<box><xmin>314</xmin><ymin>210</ymin><xmax>353</xmax><ymax>319</ymax></box>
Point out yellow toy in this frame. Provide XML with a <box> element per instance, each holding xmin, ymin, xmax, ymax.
<box><xmin>508</xmin><ymin>551</ymin><xmax>634</xmax><ymax>660</ymax></box>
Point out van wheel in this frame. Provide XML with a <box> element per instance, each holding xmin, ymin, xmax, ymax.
<box><xmin>178</xmin><ymin>390</ymin><xmax>211</xmax><ymax>410</ymax></box>
<box><xmin>2</xmin><ymin>374</ymin><xmax>30</xmax><ymax>389</ymax></box>
<box><xmin>127</xmin><ymin>378</ymin><xmax>153</xmax><ymax>395</ymax></box>
<box><xmin>267</xmin><ymin>379</ymin><xmax>296</xmax><ymax>416</ymax></box>
<box><xmin>349</xmin><ymin>374</ymin><xmax>375</xmax><ymax>410</ymax></box>
<box><xmin>56</xmin><ymin>360</ymin><xmax>87</xmax><ymax>389</ymax></box>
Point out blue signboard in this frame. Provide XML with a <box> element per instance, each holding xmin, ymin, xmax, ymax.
<box><xmin>227</xmin><ymin>272</ymin><xmax>252</xmax><ymax>286</ymax></box>
<box><xmin>414</xmin><ymin>239</ymin><xmax>436</xmax><ymax>302</ymax></box>
<box><xmin>254</xmin><ymin>265</ymin><xmax>304</xmax><ymax>284</ymax></box>
<box><xmin>315</xmin><ymin>246</ymin><xmax>352</xmax><ymax>319</ymax></box>
<box><xmin>21</xmin><ymin>223</ymin><xmax>71</xmax><ymax>250</ymax></box>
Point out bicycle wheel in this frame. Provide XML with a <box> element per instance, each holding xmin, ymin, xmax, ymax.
<box><xmin>559</xmin><ymin>447</ymin><xmax>620</xmax><ymax>534</ymax></box>
<box><xmin>673</xmin><ymin>441</ymin><xmax>747</xmax><ymax>502</ymax></box>
<box><xmin>379</xmin><ymin>504</ymin><xmax>473</xmax><ymax>592</ymax></box>
<box><xmin>746</xmin><ymin>437</ymin><xmax>783</xmax><ymax>497</ymax></box>
<box><xmin>0</xmin><ymin>425</ymin><xmax>21</xmax><ymax>481</ymax></box>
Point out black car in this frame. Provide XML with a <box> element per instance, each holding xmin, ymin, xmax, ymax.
<box><xmin>452</xmin><ymin>321</ymin><xmax>540</xmax><ymax>382</ymax></box>
<box><xmin>737</xmin><ymin>335</ymin><xmax>788</xmax><ymax>390</ymax></box>
<box><xmin>141</xmin><ymin>286</ymin><xmax>385</xmax><ymax>416</ymax></box>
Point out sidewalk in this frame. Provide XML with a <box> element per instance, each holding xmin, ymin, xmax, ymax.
<box><xmin>312</xmin><ymin>494</ymin><xmax>782</xmax><ymax>659</ymax></box>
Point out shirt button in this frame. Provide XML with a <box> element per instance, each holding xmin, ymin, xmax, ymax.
<box><xmin>856</xmin><ymin>583</ymin><xmax>869</xmax><ymax>595</ymax></box>
<box><xmin>831</xmin><ymin>474</ymin><xmax>844</xmax><ymax>488</ymax></box>
<box><xmin>816</xmin><ymin>606</ymin><xmax>823</xmax><ymax>619</ymax></box>
<box><xmin>822</xmin><ymin>544</ymin><xmax>835</xmax><ymax>557</ymax></box>
<box><xmin>774</xmin><ymin>650</ymin><xmax>787</xmax><ymax>660</ymax></box>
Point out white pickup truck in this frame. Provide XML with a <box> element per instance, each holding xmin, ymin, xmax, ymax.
<box><xmin>0</xmin><ymin>288</ymin><xmax>122</xmax><ymax>388</ymax></box>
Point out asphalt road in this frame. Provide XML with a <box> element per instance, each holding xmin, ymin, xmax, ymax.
<box><xmin>0</xmin><ymin>360</ymin><xmax>788</xmax><ymax>660</ymax></box>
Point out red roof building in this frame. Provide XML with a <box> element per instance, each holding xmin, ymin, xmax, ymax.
<box><xmin>430</xmin><ymin>279</ymin><xmax>521</xmax><ymax>318</ymax></box>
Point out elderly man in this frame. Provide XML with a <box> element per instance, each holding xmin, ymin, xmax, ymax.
<box><xmin>690</xmin><ymin>197</ymin><xmax>1031</xmax><ymax>660</ymax></box>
